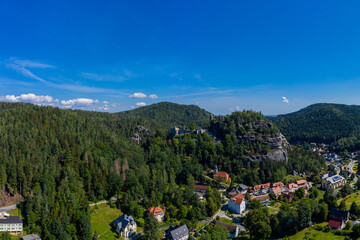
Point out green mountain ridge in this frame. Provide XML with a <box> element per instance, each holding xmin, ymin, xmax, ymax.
<box><xmin>115</xmin><ymin>101</ymin><xmax>213</xmax><ymax>129</ymax></box>
<box><xmin>269</xmin><ymin>103</ymin><xmax>360</xmax><ymax>150</ymax></box>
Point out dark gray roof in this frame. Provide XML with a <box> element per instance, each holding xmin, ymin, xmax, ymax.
<box><xmin>170</xmin><ymin>224</ymin><xmax>189</xmax><ymax>240</ymax></box>
<box><xmin>113</xmin><ymin>214</ymin><xmax>136</xmax><ymax>230</ymax></box>
<box><xmin>215</xmin><ymin>220</ymin><xmax>237</xmax><ymax>234</ymax></box>
<box><xmin>0</xmin><ymin>216</ymin><xmax>22</xmax><ymax>224</ymax></box>
<box><xmin>21</xmin><ymin>234</ymin><xmax>41</xmax><ymax>240</ymax></box>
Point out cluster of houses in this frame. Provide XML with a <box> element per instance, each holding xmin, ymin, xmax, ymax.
<box><xmin>225</xmin><ymin>179</ymin><xmax>313</xmax><ymax>214</ymax></box>
<box><xmin>112</xmin><ymin>206</ymin><xmax>191</xmax><ymax>240</ymax></box>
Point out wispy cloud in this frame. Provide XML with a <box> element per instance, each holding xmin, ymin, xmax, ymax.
<box><xmin>80</xmin><ymin>72</ymin><xmax>125</xmax><ymax>82</ymax></box>
<box><xmin>11</xmin><ymin>58</ymin><xmax>55</xmax><ymax>68</ymax></box>
<box><xmin>6</xmin><ymin>63</ymin><xmax>48</xmax><ymax>83</ymax></box>
<box><xmin>167</xmin><ymin>88</ymin><xmax>244</xmax><ymax>98</ymax></box>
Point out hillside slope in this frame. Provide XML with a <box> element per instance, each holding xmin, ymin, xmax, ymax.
<box><xmin>116</xmin><ymin>102</ymin><xmax>212</xmax><ymax>129</ymax></box>
<box><xmin>269</xmin><ymin>103</ymin><xmax>360</xmax><ymax>145</ymax></box>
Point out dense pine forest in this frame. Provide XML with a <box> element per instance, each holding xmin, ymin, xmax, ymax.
<box><xmin>270</xmin><ymin>103</ymin><xmax>360</xmax><ymax>152</ymax></box>
<box><xmin>0</xmin><ymin>102</ymin><xmax>325</xmax><ymax>239</ymax></box>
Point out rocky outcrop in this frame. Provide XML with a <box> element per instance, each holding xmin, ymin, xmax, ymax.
<box><xmin>246</xmin><ymin>133</ymin><xmax>289</xmax><ymax>163</ymax></box>
<box><xmin>131</xmin><ymin>125</ymin><xmax>150</xmax><ymax>144</ymax></box>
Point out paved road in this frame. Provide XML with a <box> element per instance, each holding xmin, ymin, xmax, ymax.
<box><xmin>0</xmin><ymin>204</ymin><xmax>17</xmax><ymax>212</ymax></box>
<box><xmin>89</xmin><ymin>200</ymin><xmax>108</xmax><ymax>207</ymax></box>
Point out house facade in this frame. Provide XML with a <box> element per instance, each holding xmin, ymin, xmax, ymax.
<box><xmin>228</xmin><ymin>193</ymin><xmax>246</xmax><ymax>214</ymax></box>
<box><xmin>251</xmin><ymin>195</ymin><xmax>270</xmax><ymax>206</ymax></box>
<box><xmin>113</xmin><ymin>214</ymin><xmax>137</xmax><ymax>237</ymax></box>
<box><xmin>322</xmin><ymin>174</ymin><xmax>346</xmax><ymax>189</ymax></box>
<box><xmin>0</xmin><ymin>212</ymin><xmax>22</xmax><ymax>234</ymax></box>
<box><xmin>148</xmin><ymin>207</ymin><xmax>165</xmax><ymax>222</ymax></box>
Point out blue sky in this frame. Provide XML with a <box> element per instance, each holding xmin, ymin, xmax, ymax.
<box><xmin>1</xmin><ymin>0</ymin><xmax>360</xmax><ymax>115</ymax></box>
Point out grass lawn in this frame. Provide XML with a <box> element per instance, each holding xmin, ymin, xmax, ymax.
<box><xmin>287</xmin><ymin>222</ymin><xmax>345</xmax><ymax>240</ymax></box>
<box><xmin>283</xmin><ymin>175</ymin><xmax>303</xmax><ymax>184</ymax></box>
<box><xmin>220</xmin><ymin>217</ymin><xmax>235</xmax><ymax>225</ymax></box>
<box><xmin>267</xmin><ymin>202</ymin><xmax>280</xmax><ymax>215</ymax></box>
<box><xmin>337</xmin><ymin>191</ymin><xmax>360</xmax><ymax>209</ymax></box>
<box><xmin>90</xmin><ymin>204</ymin><xmax>122</xmax><ymax>240</ymax></box>
<box><xmin>317</xmin><ymin>190</ymin><xmax>325</xmax><ymax>201</ymax></box>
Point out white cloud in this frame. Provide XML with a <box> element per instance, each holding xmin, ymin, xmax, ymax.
<box><xmin>5</xmin><ymin>95</ymin><xmax>18</xmax><ymax>102</ymax></box>
<box><xmin>3</xmin><ymin>93</ymin><xmax>54</xmax><ymax>104</ymax></box>
<box><xmin>136</xmin><ymin>102</ymin><xmax>146</xmax><ymax>107</ymax></box>
<box><xmin>61</xmin><ymin>98</ymin><xmax>97</xmax><ymax>107</ymax></box>
<box><xmin>102</xmin><ymin>101</ymin><xmax>109</xmax><ymax>104</ymax></box>
<box><xmin>235</xmin><ymin>106</ymin><xmax>241</xmax><ymax>111</ymax></box>
<box><xmin>129</xmin><ymin>92</ymin><xmax>147</xmax><ymax>98</ymax></box>
<box><xmin>149</xmin><ymin>94</ymin><xmax>158</xmax><ymax>99</ymax></box>
<box><xmin>282</xmin><ymin>96</ymin><xmax>289</xmax><ymax>103</ymax></box>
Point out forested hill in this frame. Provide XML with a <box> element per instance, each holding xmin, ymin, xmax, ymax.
<box><xmin>0</xmin><ymin>102</ymin><xmax>144</xmax><ymax>239</ymax></box>
<box><xmin>269</xmin><ymin>103</ymin><xmax>360</xmax><ymax>150</ymax></box>
<box><xmin>116</xmin><ymin>102</ymin><xmax>212</xmax><ymax>129</ymax></box>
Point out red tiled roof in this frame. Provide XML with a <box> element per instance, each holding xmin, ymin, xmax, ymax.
<box><xmin>272</xmin><ymin>187</ymin><xmax>281</xmax><ymax>195</ymax></box>
<box><xmin>195</xmin><ymin>185</ymin><xmax>209</xmax><ymax>191</ymax></box>
<box><xmin>287</xmin><ymin>183</ymin><xmax>299</xmax><ymax>190</ymax></box>
<box><xmin>262</xmin><ymin>183</ymin><xmax>271</xmax><ymax>189</ymax></box>
<box><xmin>296</xmin><ymin>180</ymin><xmax>307</xmax><ymax>185</ymax></box>
<box><xmin>251</xmin><ymin>195</ymin><xmax>270</xmax><ymax>201</ymax></box>
<box><xmin>271</xmin><ymin>182</ymin><xmax>284</xmax><ymax>187</ymax></box>
<box><xmin>329</xmin><ymin>220</ymin><xmax>342</xmax><ymax>229</ymax></box>
<box><xmin>148</xmin><ymin>207</ymin><xmax>165</xmax><ymax>216</ymax></box>
<box><xmin>254</xmin><ymin>185</ymin><xmax>262</xmax><ymax>191</ymax></box>
<box><xmin>214</xmin><ymin>171</ymin><xmax>229</xmax><ymax>178</ymax></box>
<box><xmin>231</xmin><ymin>193</ymin><xmax>244</xmax><ymax>205</ymax></box>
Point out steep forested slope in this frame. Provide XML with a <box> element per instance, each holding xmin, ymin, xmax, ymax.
<box><xmin>270</xmin><ymin>103</ymin><xmax>360</xmax><ymax>149</ymax></box>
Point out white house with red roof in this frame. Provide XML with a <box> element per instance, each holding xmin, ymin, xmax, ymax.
<box><xmin>148</xmin><ymin>207</ymin><xmax>165</xmax><ymax>222</ymax></box>
<box><xmin>228</xmin><ymin>193</ymin><xmax>246</xmax><ymax>214</ymax></box>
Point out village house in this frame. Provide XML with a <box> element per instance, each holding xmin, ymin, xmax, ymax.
<box><xmin>0</xmin><ymin>212</ymin><xmax>22</xmax><ymax>235</ymax></box>
<box><xmin>169</xmin><ymin>224</ymin><xmax>189</xmax><ymax>240</ymax></box>
<box><xmin>253</xmin><ymin>183</ymin><xmax>271</xmax><ymax>194</ymax></box>
<box><xmin>113</xmin><ymin>214</ymin><xmax>137</xmax><ymax>238</ymax></box>
<box><xmin>296</xmin><ymin>179</ymin><xmax>307</xmax><ymax>186</ymax></box>
<box><xmin>321</xmin><ymin>174</ymin><xmax>346</xmax><ymax>190</ymax></box>
<box><xmin>271</xmin><ymin>182</ymin><xmax>284</xmax><ymax>188</ymax></box>
<box><xmin>251</xmin><ymin>195</ymin><xmax>270</xmax><ymax>206</ymax></box>
<box><xmin>148</xmin><ymin>207</ymin><xmax>165</xmax><ymax>222</ymax></box>
<box><xmin>271</xmin><ymin>187</ymin><xmax>282</xmax><ymax>196</ymax></box>
<box><xmin>228</xmin><ymin>193</ymin><xmax>246</xmax><ymax>214</ymax></box>
<box><xmin>328</xmin><ymin>208</ymin><xmax>349</xmax><ymax>229</ymax></box>
<box><xmin>286</xmin><ymin>183</ymin><xmax>299</xmax><ymax>192</ymax></box>
<box><xmin>215</xmin><ymin>221</ymin><xmax>240</xmax><ymax>238</ymax></box>
<box><xmin>213</xmin><ymin>171</ymin><xmax>231</xmax><ymax>184</ymax></box>
<box><xmin>195</xmin><ymin>184</ymin><xmax>208</xmax><ymax>193</ymax></box>
<box><xmin>21</xmin><ymin>234</ymin><xmax>41</xmax><ymax>240</ymax></box>
<box><xmin>226</xmin><ymin>184</ymin><xmax>248</xmax><ymax>196</ymax></box>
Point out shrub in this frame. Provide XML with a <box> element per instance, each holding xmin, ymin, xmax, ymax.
<box><xmin>323</xmin><ymin>225</ymin><xmax>331</xmax><ymax>232</ymax></box>
<box><xmin>312</xmin><ymin>224</ymin><xmax>323</xmax><ymax>231</ymax></box>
